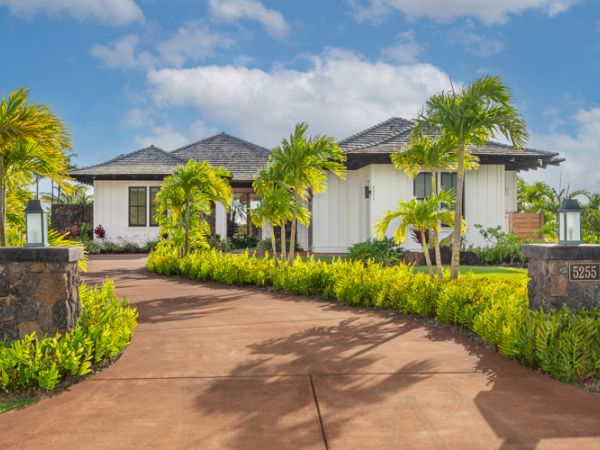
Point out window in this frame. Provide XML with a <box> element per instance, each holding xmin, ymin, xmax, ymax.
<box><xmin>414</xmin><ymin>173</ymin><xmax>432</xmax><ymax>200</ymax></box>
<box><xmin>440</xmin><ymin>172</ymin><xmax>464</xmax><ymax>219</ymax></box>
<box><xmin>440</xmin><ymin>172</ymin><xmax>458</xmax><ymax>193</ymax></box>
<box><xmin>149</xmin><ymin>187</ymin><xmax>161</xmax><ymax>227</ymax></box>
<box><xmin>129</xmin><ymin>187</ymin><xmax>147</xmax><ymax>227</ymax></box>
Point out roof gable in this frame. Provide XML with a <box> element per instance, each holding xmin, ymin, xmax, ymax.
<box><xmin>70</xmin><ymin>145</ymin><xmax>184</xmax><ymax>177</ymax></box>
<box><xmin>171</xmin><ymin>132</ymin><xmax>271</xmax><ymax>180</ymax></box>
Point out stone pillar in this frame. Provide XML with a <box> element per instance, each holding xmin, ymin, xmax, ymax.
<box><xmin>0</xmin><ymin>246</ymin><xmax>84</xmax><ymax>340</ymax></box>
<box><xmin>523</xmin><ymin>244</ymin><xmax>600</xmax><ymax>312</ymax></box>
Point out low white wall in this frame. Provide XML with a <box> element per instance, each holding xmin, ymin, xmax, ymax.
<box><xmin>93</xmin><ymin>180</ymin><xmax>227</xmax><ymax>245</ymax></box>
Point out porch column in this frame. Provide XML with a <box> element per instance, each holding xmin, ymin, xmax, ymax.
<box><xmin>215</xmin><ymin>202</ymin><xmax>227</xmax><ymax>239</ymax></box>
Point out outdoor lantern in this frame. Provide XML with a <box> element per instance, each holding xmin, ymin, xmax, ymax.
<box><xmin>24</xmin><ymin>199</ymin><xmax>48</xmax><ymax>247</ymax></box>
<box><xmin>557</xmin><ymin>199</ymin><xmax>582</xmax><ymax>245</ymax></box>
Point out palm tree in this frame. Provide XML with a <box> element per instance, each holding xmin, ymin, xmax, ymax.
<box><xmin>156</xmin><ymin>159</ymin><xmax>233</xmax><ymax>257</ymax></box>
<box><xmin>517</xmin><ymin>178</ymin><xmax>587</xmax><ymax>236</ymax></box>
<box><xmin>270</xmin><ymin>123</ymin><xmax>346</xmax><ymax>262</ymax></box>
<box><xmin>252</xmin><ymin>166</ymin><xmax>300</xmax><ymax>262</ymax></box>
<box><xmin>46</xmin><ymin>184</ymin><xmax>94</xmax><ymax>205</ymax></box>
<box><xmin>415</xmin><ymin>76</ymin><xmax>528</xmax><ymax>278</ymax></box>
<box><xmin>391</xmin><ymin>133</ymin><xmax>478</xmax><ymax>279</ymax></box>
<box><xmin>0</xmin><ymin>88</ymin><xmax>71</xmax><ymax>245</ymax></box>
<box><xmin>374</xmin><ymin>190</ymin><xmax>456</xmax><ymax>276</ymax></box>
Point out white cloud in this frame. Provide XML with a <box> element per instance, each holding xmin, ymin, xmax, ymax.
<box><xmin>135</xmin><ymin>123</ymin><xmax>189</xmax><ymax>150</ymax></box>
<box><xmin>209</xmin><ymin>0</ymin><xmax>289</xmax><ymax>38</ymax></box>
<box><xmin>526</xmin><ymin>107</ymin><xmax>600</xmax><ymax>191</ymax></box>
<box><xmin>157</xmin><ymin>21</ymin><xmax>234</xmax><ymax>67</ymax></box>
<box><xmin>381</xmin><ymin>31</ymin><xmax>422</xmax><ymax>63</ymax></box>
<box><xmin>351</xmin><ymin>0</ymin><xmax>581</xmax><ymax>24</ymax></box>
<box><xmin>125</xmin><ymin>108</ymin><xmax>149</xmax><ymax>128</ymax></box>
<box><xmin>449</xmin><ymin>23</ymin><xmax>504</xmax><ymax>57</ymax></box>
<box><xmin>146</xmin><ymin>48</ymin><xmax>453</xmax><ymax>146</ymax></box>
<box><xmin>91</xmin><ymin>35</ymin><xmax>156</xmax><ymax>69</ymax></box>
<box><xmin>0</xmin><ymin>0</ymin><xmax>143</xmax><ymax>26</ymax></box>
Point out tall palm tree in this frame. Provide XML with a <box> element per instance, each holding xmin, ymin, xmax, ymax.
<box><xmin>156</xmin><ymin>159</ymin><xmax>233</xmax><ymax>257</ymax></box>
<box><xmin>374</xmin><ymin>190</ymin><xmax>456</xmax><ymax>276</ymax></box>
<box><xmin>252</xmin><ymin>166</ymin><xmax>294</xmax><ymax>261</ymax></box>
<box><xmin>415</xmin><ymin>76</ymin><xmax>528</xmax><ymax>278</ymax></box>
<box><xmin>392</xmin><ymin>133</ymin><xmax>478</xmax><ymax>279</ymax></box>
<box><xmin>0</xmin><ymin>88</ymin><xmax>71</xmax><ymax>245</ymax></box>
<box><xmin>270</xmin><ymin>123</ymin><xmax>346</xmax><ymax>262</ymax></box>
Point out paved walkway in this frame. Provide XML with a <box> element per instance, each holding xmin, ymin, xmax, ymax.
<box><xmin>1</xmin><ymin>255</ymin><xmax>599</xmax><ymax>449</ymax></box>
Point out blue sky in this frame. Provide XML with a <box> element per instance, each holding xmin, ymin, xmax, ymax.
<box><xmin>1</xmin><ymin>0</ymin><xmax>600</xmax><ymax>189</ymax></box>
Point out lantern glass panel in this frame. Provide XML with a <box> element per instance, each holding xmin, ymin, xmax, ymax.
<box><xmin>26</xmin><ymin>212</ymin><xmax>43</xmax><ymax>245</ymax></box>
<box><xmin>559</xmin><ymin>211</ymin><xmax>566</xmax><ymax>241</ymax></box>
<box><xmin>566</xmin><ymin>211</ymin><xmax>581</xmax><ymax>242</ymax></box>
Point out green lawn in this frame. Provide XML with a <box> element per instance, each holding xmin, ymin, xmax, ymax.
<box><xmin>412</xmin><ymin>265</ymin><xmax>527</xmax><ymax>280</ymax></box>
<box><xmin>0</xmin><ymin>397</ymin><xmax>37</xmax><ymax>414</ymax></box>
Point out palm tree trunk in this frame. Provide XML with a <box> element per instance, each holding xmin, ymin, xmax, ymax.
<box><xmin>183</xmin><ymin>199</ymin><xmax>190</xmax><ymax>257</ymax></box>
<box><xmin>421</xmin><ymin>232</ymin><xmax>434</xmax><ymax>276</ymax></box>
<box><xmin>270</xmin><ymin>222</ymin><xmax>278</xmax><ymax>262</ymax></box>
<box><xmin>280</xmin><ymin>222</ymin><xmax>287</xmax><ymax>262</ymax></box>
<box><xmin>0</xmin><ymin>156</ymin><xmax>5</xmax><ymax>247</ymax></box>
<box><xmin>430</xmin><ymin>171</ymin><xmax>443</xmax><ymax>280</ymax></box>
<box><xmin>450</xmin><ymin>141</ymin><xmax>465</xmax><ymax>279</ymax></box>
<box><xmin>288</xmin><ymin>200</ymin><xmax>298</xmax><ymax>263</ymax></box>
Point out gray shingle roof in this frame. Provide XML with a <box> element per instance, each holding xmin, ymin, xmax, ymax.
<box><xmin>338</xmin><ymin>117</ymin><xmax>564</xmax><ymax>167</ymax></box>
<box><xmin>70</xmin><ymin>145</ymin><xmax>184</xmax><ymax>177</ymax></box>
<box><xmin>171</xmin><ymin>132</ymin><xmax>271</xmax><ymax>181</ymax></box>
<box><xmin>70</xmin><ymin>133</ymin><xmax>272</xmax><ymax>182</ymax></box>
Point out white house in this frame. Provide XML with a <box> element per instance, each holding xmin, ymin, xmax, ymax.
<box><xmin>70</xmin><ymin>117</ymin><xmax>562</xmax><ymax>252</ymax></box>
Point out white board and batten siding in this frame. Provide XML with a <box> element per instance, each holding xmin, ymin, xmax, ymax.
<box><xmin>93</xmin><ymin>180</ymin><xmax>228</xmax><ymax>245</ymax></box>
<box><xmin>310</xmin><ymin>164</ymin><xmax>516</xmax><ymax>253</ymax></box>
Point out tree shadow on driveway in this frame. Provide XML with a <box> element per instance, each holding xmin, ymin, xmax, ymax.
<box><xmin>193</xmin><ymin>317</ymin><xmax>436</xmax><ymax>449</ymax></box>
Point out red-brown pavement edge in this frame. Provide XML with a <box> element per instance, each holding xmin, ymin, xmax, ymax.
<box><xmin>0</xmin><ymin>254</ymin><xmax>598</xmax><ymax>450</ymax></box>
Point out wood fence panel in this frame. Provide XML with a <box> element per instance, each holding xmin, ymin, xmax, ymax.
<box><xmin>508</xmin><ymin>212</ymin><xmax>544</xmax><ymax>239</ymax></box>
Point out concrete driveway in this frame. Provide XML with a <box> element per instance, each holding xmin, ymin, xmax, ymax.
<box><xmin>1</xmin><ymin>254</ymin><xmax>599</xmax><ymax>449</ymax></box>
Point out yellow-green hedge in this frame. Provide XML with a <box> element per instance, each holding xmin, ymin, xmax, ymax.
<box><xmin>0</xmin><ymin>281</ymin><xmax>137</xmax><ymax>392</ymax></box>
<box><xmin>148</xmin><ymin>248</ymin><xmax>600</xmax><ymax>383</ymax></box>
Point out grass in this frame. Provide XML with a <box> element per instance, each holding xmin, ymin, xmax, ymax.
<box><xmin>0</xmin><ymin>397</ymin><xmax>37</xmax><ymax>414</ymax></box>
<box><xmin>412</xmin><ymin>265</ymin><xmax>527</xmax><ymax>280</ymax></box>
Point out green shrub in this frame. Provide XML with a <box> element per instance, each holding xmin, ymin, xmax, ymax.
<box><xmin>84</xmin><ymin>240</ymin><xmax>157</xmax><ymax>254</ymax></box>
<box><xmin>348</xmin><ymin>238</ymin><xmax>404</xmax><ymax>266</ymax></box>
<box><xmin>471</xmin><ymin>225</ymin><xmax>526</xmax><ymax>265</ymax></box>
<box><xmin>148</xmin><ymin>247</ymin><xmax>600</xmax><ymax>383</ymax></box>
<box><xmin>0</xmin><ymin>281</ymin><xmax>137</xmax><ymax>392</ymax></box>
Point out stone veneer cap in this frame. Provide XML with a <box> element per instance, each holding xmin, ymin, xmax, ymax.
<box><xmin>0</xmin><ymin>246</ymin><xmax>84</xmax><ymax>263</ymax></box>
<box><xmin>522</xmin><ymin>244</ymin><xmax>600</xmax><ymax>260</ymax></box>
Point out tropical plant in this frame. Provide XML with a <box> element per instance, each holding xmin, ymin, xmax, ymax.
<box><xmin>94</xmin><ymin>224</ymin><xmax>106</xmax><ymax>239</ymax></box>
<box><xmin>415</xmin><ymin>76</ymin><xmax>528</xmax><ymax>278</ymax></box>
<box><xmin>156</xmin><ymin>159</ymin><xmax>233</xmax><ymax>257</ymax></box>
<box><xmin>0</xmin><ymin>88</ymin><xmax>72</xmax><ymax>246</ymax></box>
<box><xmin>374</xmin><ymin>190</ymin><xmax>456</xmax><ymax>276</ymax></box>
<box><xmin>251</xmin><ymin>166</ymin><xmax>296</xmax><ymax>262</ymax></box>
<box><xmin>517</xmin><ymin>178</ymin><xmax>587</xmax><ymax>238</ymax></box>
<box><xmin>47</xmin><ymin>182</ymin><xmax>92</xmax><ymax>205</ymax></box>
<box><xmin>392</xmin><ymin>133</ymin><xmax>478</xmax><ymax>279</ymax></box>
<box><xmin>348</xmin><ymin>238</ymin><xmax>404</xmax><ymax>266</ymax></box>
<box><xmin>269</xmin><ymin>123</ymin><xmax>346</xmax><ymax>262</ymax></box>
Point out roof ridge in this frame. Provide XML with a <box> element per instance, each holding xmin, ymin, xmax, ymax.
<box><xmin>338</xmin><ymin>117</ymin><xmax>413</xmax><ymax>146</ymax></box>
<box><xmin>171</xmin><ymin>132</ymin><xmax>271</xmax><ymax>155</ymax></box>
<box><xmin>70</xmin><ymin>145</ymin><xmax>176</xmax><ymax>173</ymax></box>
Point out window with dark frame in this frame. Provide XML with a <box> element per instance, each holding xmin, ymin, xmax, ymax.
<box><xmin>414</xmin><ymin>173</ymin><xmax>432</xmax><ymax>200</ymax></box>
<box><xmin>129</xmin><ymin>187</ymin><xmax>147</xmax><ymax>227</ymax></box>
<box><xmin>439</xmin><ymin>172</ymin><xmax>465</xmax><ymax>220</ymax></box>
<box><xmin>149</xmin><ymin>187</ymin><xmax>161</xmax><ymax>227</ymax></box>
